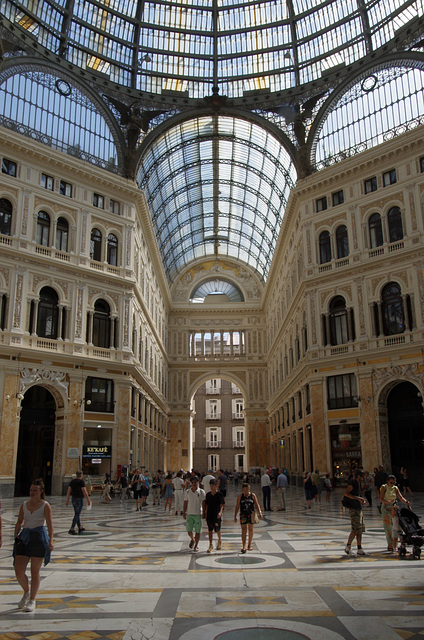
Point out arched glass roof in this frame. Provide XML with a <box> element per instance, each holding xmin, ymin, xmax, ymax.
<box><xmin>190</xmin><ymin>280</ymin><xmax>244</xmax><ymax>303</ymax></box>
<box><xmin>1</xmin><ymin>0</ymin><xmax>422</xmax><ymax>101</ymax></box>
<box><xmin>137</xmin><ymin>115</ymin><xmax>297</xmax><ymax>283</ymax></box>
<box><xmin>1</xmin><ymin>0</ymin><xmax>423</xmax><ymax>289</ymax></box>
<box><xmin>0</xmin><ymin>67</ymin><xmax>119</xmax><ymax>170</ymax></box>
<box><xmin>313</xmin><ymin>63</ymin><xmax>424</xmax><ymax>168</ymax></box>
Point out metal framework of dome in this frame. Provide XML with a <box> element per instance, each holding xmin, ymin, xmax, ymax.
<box><xmin>0</xmin><ymin>0</ymin><xmax>423</xmax><ymax>286</ymax></box>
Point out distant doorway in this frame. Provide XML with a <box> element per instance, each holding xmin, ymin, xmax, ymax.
<box><xmin>14</xmin><ymin>386</ymin><xmax>56</xmax><ymax>496</ymax></box>
<box><xmin>388</xmin><ymin>382</ymin><xmax>424</xmax><ymax>491</ymax></box>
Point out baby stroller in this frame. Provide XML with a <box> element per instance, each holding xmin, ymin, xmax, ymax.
<box><xmin>397</xmin><ymin>507</ymin><xmax>424</xmax><ymax>559</ymax></box>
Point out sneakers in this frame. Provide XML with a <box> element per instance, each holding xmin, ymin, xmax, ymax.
<box><xmin>18</xmin><ymin>591</ymin><xmax>30</xmax><ymax>609</ymax></box>
<box><xmin>207</xmin><ymin>545</ymin><xmax>213</xmax><ymax>553</ymax></box>
<box><xmin>78</xmin><ymin>527</ymin><xmax>85</xmax><ymax>534</ymax></box>
<box><xmin>68</xmin><ymin>528</ymin><xmax>77</xmax><ymax>535</ymax></box>
<box><xmin>345</xmin><ymin>545</ymin><xmax>353</xmax><ymax>556</ymax></box>
<box><xmin>357</xmin><ymin>548</ymin><xmax>367</xmax><ymax>556</ymax></box>
<box><xmin>24</xmin><ymin>599</ymin><xmax>36</xmax><ymax>612</ymax></box>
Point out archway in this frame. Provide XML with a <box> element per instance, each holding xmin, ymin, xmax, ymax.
<box><xmin>14</xmin><ymin>386</ymin><xmax>56</xmax><ymax>496</ymax></box>
<box><xmin>387</xmin><ymin>381</ymin><xmax>424</xmax><ymax>491</ymax></box>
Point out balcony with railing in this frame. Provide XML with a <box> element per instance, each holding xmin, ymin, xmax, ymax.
<box><xmin>206</xmin><ymin>440</ymin><xmax>222</xmax><ymax>448</ymax></box>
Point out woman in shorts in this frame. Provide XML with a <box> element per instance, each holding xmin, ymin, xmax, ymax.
<box><xmin>234</xmin><ymin>483</ymin><xmax>263</xmax><ymax>553</ymax></box>
<box><xmin>13</xmin><ymin>478</ymin><xmax>54</xmax><ymax>612</ymax></box>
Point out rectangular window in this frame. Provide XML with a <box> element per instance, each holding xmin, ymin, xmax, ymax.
<box><xmin>364</xmin><ymin>177</ymin><xmax>377</xmax><ymax>193</ymax></box>
<box><xmin>235</xmin><ymin>453</ymin><xmax>245</xmax><ymax>471</ymax></box>
<box><xmin>232</xmin><ymin>398</ymin><xmax>244</xmax><ymax>419</ymax></box>
<box><xmin>305</xmin><ymin>384</ymin><xmax>311</xmax><ymax>414</ymax></box>
<box><xmin>2</xmin><ymin>158</ymin><xmax>17</xmax><ymax>177</ymax></box>
<box><xmin>60</xmin><ymin>180</ymin><xmax>72</xmax><ymax>197</ymax></box>
<box><xmin>383</xmin><ymin>169</ymin><xmax>396</xmax><ymax>186</ymax></box>
<box><xmin>109</xmin><ymin>199</ymin><xmax>120</xmax><ymax>214</ymax></box>
<box><xmin>316</xmin><ymin>196</ymin><xmax>327</xmax><ymax>212</ymax></box>
<box><xmin>420</xmin><ymin>157</ymin><xmax>424</xmax><ymax>173</ymax></box>
<box><xmin>332</xmin><ymin>190</ymin><xmax>344</xmax><ymax>206</ymax></box>
<box><xmin>93</xmin><ymin>193</ymin><xmax>104</xmax><ymax>208</ymax></box>
<box><xmin>206</xmin><ymin>379</ymin><xmax>221</xmax><ymax>394</ymax></box>
<box><xmin>327</xmin><ymin>374</ymin><xmax>357</xmax><ymax>409</ymax></box>
<box><xmin>232</xmin><ymin>427</ymin><xmax>245</xmax><ymax>447</ymax></box>
<box><xmin>206</xmin><ymin>398</ymin><xmax>221</xmax><ymax>420</ymax></box>
<box><xmin>41</xmin><ymin>173</ymin><xmax>54</xmax><ymax>190</ymax></box>
<box><xmin>231</xmin><ymin>382</ymin><xmax>241</xmax><ymax>394</ymax></box>
<box><xmin>206</xmin><ymin>427</ymin><xmax>221</xmax><ymax>448</ymax></box>
<box><xmin>208</xmin><ymin>454</ymin><xmax>219</xmax><ymax>472</ymax></box>
<box><xmin>84</xmin><ymin>377</ymin><xmax>114</xmax><ymax>412</ymax></box>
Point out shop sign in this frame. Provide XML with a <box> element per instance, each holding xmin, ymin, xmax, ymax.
<box><xmin>333</xmin><ymin>450</ymin><xmax>361</xmax><ymax>459</ymax></box>
<box><xmin>82</xmin><ymin>444</ymin><xmax>111</xmax><ymax>459</ymax></box>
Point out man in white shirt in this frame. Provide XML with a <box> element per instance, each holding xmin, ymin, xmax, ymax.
<box><xmin>201</xmin><ymin>472</ymin><xmax>215</xmax><ymax>495</ymax></box>
<box><xmin>261</xmin><ymin>470</ymin><xmax>273</xmax><ymax>511</ymax></box>
<box><xmin>183</xmin><ymin>477</ymin><xmax>206</xmax><ymax>552</ymax></box>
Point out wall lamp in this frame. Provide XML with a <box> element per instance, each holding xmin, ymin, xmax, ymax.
<box><xmin>73</xmin><ymin>399</ymin><xmax>91</xmax><ymax>406</ymax></box>
<box><xmin>354</xmin><ymin>395</ymin><xmax>371</xmax><ymax>403</ymax></box>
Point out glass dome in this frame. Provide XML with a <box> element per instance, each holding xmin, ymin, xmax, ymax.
<box><xmin>1</xmin><ymin>0</ymin><xmax>422</xmax><ymax>102</ymax></box>
<box><xmin>1</xmin><ymin>0</ymin><xmax>423</xmax><ymax>288</ymax></box>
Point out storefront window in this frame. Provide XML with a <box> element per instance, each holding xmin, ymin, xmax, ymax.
<box><xmin>331</xmin><ymin>423</ymin><xmax>361</xmax><ymax>485</ymax></box>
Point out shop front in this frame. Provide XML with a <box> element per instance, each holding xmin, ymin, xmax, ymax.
<box><xmin>330</xmin><ymin>423</ymin><xmax>362</xmax><ymax>486</ymax></box>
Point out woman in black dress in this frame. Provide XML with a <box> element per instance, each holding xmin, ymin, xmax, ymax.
<box><xmin>234</xmin><ymin>483</ymin><xmax>263</xmax><ymax>553</ymax></box>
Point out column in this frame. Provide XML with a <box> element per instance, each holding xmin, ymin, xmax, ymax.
<box><xmin>31</xmin><ymin>300</ymin><xmax>39</xmax><ymax>335</ymax></box>
<box><xmin>87</xmin><ymin>311</ymin><xmax>93</xmax><ymax>345</ymax></box>
<box><xmin>57</xmin><ymin>304</ymin><xmax>64</xmax><ymax>340</ymax></box>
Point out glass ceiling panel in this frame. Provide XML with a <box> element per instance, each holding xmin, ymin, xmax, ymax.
<box><xmin>2</xmin><ymin>0</ymin><xmax>421</xmax><ymax>99</ymax></box>
<box><xmin>138</xmin><ymin>115</ymin><xmax>296</xmax><ymax>282</ymax></box>
<box><xmin>0</xmin><ymin>69</ymin><xmax>118</xmax><ymax>169</ymax></box>
<box><xmin>313</xmin><ymin>64</ymin><xmax>424</xmax><ymax>169</ymax></box>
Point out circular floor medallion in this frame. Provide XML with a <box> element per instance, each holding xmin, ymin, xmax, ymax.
<box><xmin>216</xmin><ymin>556</ymin><xmax>265</xmax><ymax>565</ymax></box>
<box><xmin>215</xmin><ymin>629</ymin><xmax>309</xmax><ymax>640</ymax></box>
<box><xmin>195</xmin><ymin>553</ymin><xmax>285</xmax><ymax>570</ymax></box>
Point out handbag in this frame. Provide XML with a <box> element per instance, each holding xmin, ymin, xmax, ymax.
<box><xmin>342</xmin><ymin>496</ymin><xmax>360</xmax><ymax>510</ymax></box>
<box><xmin>252</xmin><ymin>511</ymin><xmax>259</xmax><ymax>524</ymax></box>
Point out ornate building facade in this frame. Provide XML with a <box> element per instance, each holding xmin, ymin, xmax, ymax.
<box><xmin>1</xmin><ymin>124</ymin><xmax>423</xmax><ymax>495</ymax></box>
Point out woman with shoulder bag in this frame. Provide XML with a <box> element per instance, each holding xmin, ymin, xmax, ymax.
<box><xmin>234</xmin><ymin>483</ymin><xmax>263</xmax><ymax>553</ymax></box>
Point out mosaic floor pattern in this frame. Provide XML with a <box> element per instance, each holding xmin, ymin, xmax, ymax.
<box><xmin>0</xmin><ymin>485</ymin><xmax>423</xmax><ymax>640</ymax></box>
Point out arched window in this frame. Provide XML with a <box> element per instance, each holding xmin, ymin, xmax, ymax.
<box><xmin>329</xmin><ymin>296</ymin><xmax>349</xmax><ymax>345</ymax></box>
<box><xmin>37</xmin><ymin>286</ymin><xmax>59</xmax><ymax>338</ymax></box>
<box><xmin>388</xmin><ymin>206</ymin><xmax>403</xmax><ymax>243</ymax></box>
<box><xmin>319</xmin><ymin>231</ymin><xmax>331</xmax><ymax>264</ymax></box>
<box><xmin>107</xmin><ymin>233</ymin><xmax>118</xmax><ymax>266</ymax></box>
<box><xmin>92</xmin><ymin>299</ymin><xmax>110</xmax><ymax>348</ymax></box>
<box><xmin>0</xmin><ymin>198</ymin><xmax>12</xmax><ymax>236</ymax></box>
<box><xmin>381</xmin><ymin>282</ymin><xmax>405</xmax><ymax>336</ymax></box>
<box><xmin>36</xmin><ymin>211</ymin><xmax>50</xmax><ymax>246</ymax></box>
<box><xmin>90</xmin><ymin>228</ymin><xmax>102</xmax><ymax>261</ymax></box>
<box><xmin>56</xmin><ymin>217</ymin><xmax>69</xmax><ymax>251</ymax></box>
<box><xmin>369</xmin><ymin>213</ymin><xmax>383</xmax><ymax>248</ymax></box>
<box><xmin>335</xmin><ymin>225</ymin><xmax>349</xmax><ymax>259</ymax></box>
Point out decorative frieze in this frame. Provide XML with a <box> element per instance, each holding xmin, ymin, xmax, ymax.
<box><xmin>19</xmin><ymin>367</ymin><xmax>69</xmax><ymax>395</ymax></box>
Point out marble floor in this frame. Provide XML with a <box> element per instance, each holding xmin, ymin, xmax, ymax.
<box><xmin>0</xmin><ymin>484</ymin><xmax>423</xmax><ymax>640</ymax></box>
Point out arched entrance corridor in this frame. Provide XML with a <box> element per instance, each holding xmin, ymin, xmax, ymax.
<box><xmin>14</xmin><ymin>385</ymin><xmax>56</xmax><ymax>496</ymax></box>
<box><xmin>387</xmin><ymin>381</ymin><xmax>424</xmax><ymax>491</ymax></box>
